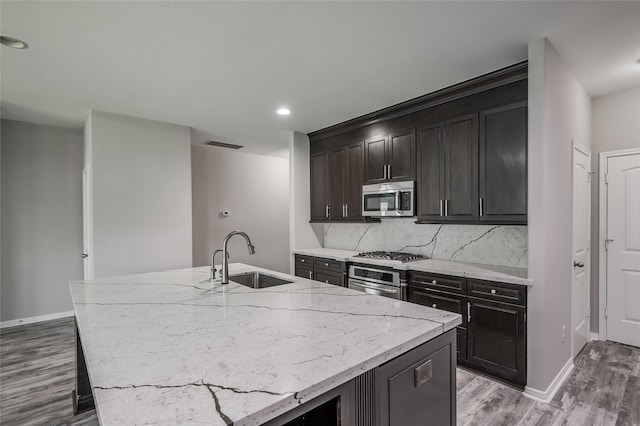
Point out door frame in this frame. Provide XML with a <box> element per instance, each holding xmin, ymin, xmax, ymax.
<box><xmin>571</xmin><ymin>140</ymin><xmax>591</xmax><ymax>358</ymax></box>
<box><xmin>598</xmin><ymin>147</ymin><xmax>640</xmax><ymax>341</ymax></box>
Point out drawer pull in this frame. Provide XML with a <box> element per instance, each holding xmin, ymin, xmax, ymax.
<box><xmin>414</xmin><ymin>359</ymin><xmax>433</xmax><ymax>388</ymax></box>
<box><xmin>325</xmin><ymin>263</ymin><xmax>329</xmax><ymax>267</ymax></box>
<box><xmin>491</xmin><ymin>289</ymin><xmax>496</xmax><ymax>294</ymax></box>
<box><xmin>432</xmin><ymin>280</ymin><xmax>437</xmax><ymax>285</ymax></box>
<box><xmin>325</xmin><ymin>280</ymin><xmax>329</xmax><ymax>283</ymax></box>
<box><xmin>432</xmin><ymin>304</ymin><xmax>437</xmax><ymax>308</ymax></box>
<box><xmin>308</xmin><ymin>271</ymin><xmax>313</xmax><ymax>279</ymax></box>
<box><xmin>301</xmin><ymin>259</ymin><xmax>304</xmax><ymax>263</ymax></box>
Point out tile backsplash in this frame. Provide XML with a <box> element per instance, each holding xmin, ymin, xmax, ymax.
<box><xmin>323</xmin><ymin>219</ymin><xmax>528</xmax><ymax>268</ymax></box>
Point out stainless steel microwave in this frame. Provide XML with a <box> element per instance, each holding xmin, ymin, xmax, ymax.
<box><xmin>362</xmin><ymin>181</ymin><xmax>415</xmax><ymax>217</ymax></box>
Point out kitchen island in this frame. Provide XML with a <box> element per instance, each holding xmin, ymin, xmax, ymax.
<box><xmin>70</xmin><ymin>263</ymin><xmax>461</xmax><ymax>425</ymax></box>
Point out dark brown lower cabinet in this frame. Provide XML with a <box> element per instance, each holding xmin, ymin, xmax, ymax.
<box><xmin>377</xmin><ymin>330</ymin><xmax>456</xmax><ymax>426</ymax></box>
<box><xmin>466</xmin><ymin>297</ymin><xmax>526</xmax><ymax>386</ymax></box>
<box><xmin>407</xmin><ymin>285</ymin><xmax>467</xmax><ymax>363</ymax></box>
<box><xmin>293</xmin><ymin>254</ymin><xmax>347</xmax><ymax>287</ymax></box>
<box><xmin>407</xmin><ymin>271</ymin><xmax>527</xmax><ymax>388</ymax></box>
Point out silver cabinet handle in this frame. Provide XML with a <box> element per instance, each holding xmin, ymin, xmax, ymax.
<box><xmin>300</xmin><ymin>259</ymin><xmax>305</xmax><ymax>263</ymax></box>
<box><xmin>490</xmin><ymin>289</ymin><xmax>496</xmax><ymax>294</ymax></box>
<box><xmin>308</xmin><ymin>270</ymin><xmax>313</xmax><ymax>279</ymax></box>
<box><xmin>325</xmin><ymin>263</ymin><xmax>329</xmax><ymax>267</ymax></box>
<box><xmin>440</xmin><ymin>200</ymin><xmax>444</xmax><ymax>216</ymax></box>
<box><xmin>574</xmin><ymin>261</ymin><xmax>584</xmax><ymax>268</ymax></box>
<box><xmin>342</xmin><ymin>204</ymin><xmax>345</xmax><ymax>217</ymax></box>
<box><xmin>345</xmin><ymin>204</ymin><xmax>348</xmax><ymax>217</ymax></box>
<box><xmin>479</xmin><ymin>198</ymin><xmax>484</xmax><ymax>217</ymax></box>
<box><xmin>325</xmin><ymin>280</ymin><xmax>329</xmax><ymax>283</ymax></box>
<box><xmin>431</xmin><ymin>280</ymin><xmax>437</xmax><ymax>285</ymax></box>
<box><xmin>444</xmin><ymin>200</ymin><xmax>449</xmax><ymax>217</ymax></box>
<box><xmin>383</xmin><ymin>165</ymin><xmax>387</xmax><ymax>180</ymax></box>
<box><xmin>387</xmin><ymin>164</ymin><xmax>392</xmax><ymax>179</ymax></box>
<box><xmin>325</xmin><ymin>205</ymin><xmax>330</xmax><ymax>218</ymax></box>
<box><xmin>432</xmin><ymin>303</ymin><xmax>437</xmax><ymax>308</ymax></box>
<box><xmin>395</xmin><ymin>191</ymin><xmax>400</xmax><ymax>212</ymax></box>
<box><xmin>467</xmin><ymin>302</ymin><xmax>471</xmax><ymax>322</ymax></box>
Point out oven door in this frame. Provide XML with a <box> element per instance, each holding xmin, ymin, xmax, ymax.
<box><xmin>348</xmin><ymin>278</ymin><xmax>401</xmax><ymax>299</ymax></box>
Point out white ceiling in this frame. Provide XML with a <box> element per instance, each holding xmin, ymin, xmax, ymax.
<box><xmin>1</xmin><ymin>1</ymin><xmax>639</xmax><ymax>156</ymax></box>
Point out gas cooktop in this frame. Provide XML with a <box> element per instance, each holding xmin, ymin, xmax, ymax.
<box><xmin>354</xmin><ymin>251</ymin><xmax>425</xmax><ymax>262</ymax></box>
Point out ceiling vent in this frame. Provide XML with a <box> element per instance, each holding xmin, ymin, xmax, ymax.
<box><xmin>205</xmin><ymin>141</ymin><xmax>243</xmax><ymax>150</ymax></box>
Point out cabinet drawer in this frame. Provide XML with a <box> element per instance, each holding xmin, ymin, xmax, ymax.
<box><xmin>409</xmin><ymin>271</ymin><xmax>466</xmax><ymax>294</ymax></box>
<box><xmin>468</xmin><ymin>279</ymin><xmax>526</xmax><ymax>306</ymax></box>
<box><xmin>295</xmin><ymin>255</ymin><xmax>313</xmax><ymax>268</ymax></box>
<box><xmin>407</xmin><ymin>286</ymin><xmax>467</xmax><ymax>327</ymax></box>
<box><xmin>294</xmin><ymin>265</ymin><xmax>313</xmax><ymax>280</ymax></box>
<box><xmin>315</xmin><ymin>271</ymin><xmax>344</xmax><ymax>287</ymax></box>
<box><xmin>314</xmin><ymin>257</ymin><xmax>345</xmax><ymax>273</ymax></box>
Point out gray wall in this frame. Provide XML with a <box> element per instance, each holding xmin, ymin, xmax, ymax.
<box><xmin>87</xmin><ymin>111</ymin><xmax>193</xmax><ymax>278</ymax></box>
<box><xmin>191</xmin><ymin>143</ymin><xmax>290</xmax><ymax>274</ymax></box>
<box><xmin>1</xmin><ymin>119</ymin><xmax>83</xmax><ymax>321</ymax></box>
<box><xmin>590</xmin><ymin>87</ymin><xmax>640</xmax><ymax>333</ymax></box>
<box><xmin>527</xmin><ymin>38</ymin><xmax>592</xmax><ymax>395</ymax></box>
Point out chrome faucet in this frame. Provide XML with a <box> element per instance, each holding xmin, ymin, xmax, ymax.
<box><xmin>221</xmin><ymin>231</ymin><xmax>255</xmax><ymax>284</ymax></box>
<box><xmin>210</xmin><ymin>249</ymin><xmax>229</xmax><ymax>280</ymax></box>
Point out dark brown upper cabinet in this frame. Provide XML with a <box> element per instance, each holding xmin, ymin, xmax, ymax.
<box><xmin>417</xmin><ymin>123</ymin><xmax>445</xmax><ymax>221</ymax></box>
<box><xmin>445</xmin><ymin>114</ymin><xmax>479</xmax><ymax>222</ymax></box>
<box><xmin>479</xmin><ymin>102</ymin><xmax>527</xmax><ymax>224</ymax></box>
<box><xmin>313</xmin><ymin>141</ymin><xmax>365</xmax><ymax>222</ymax></box>
<box><xmin>364</xmin><ymin>129</ymin><xmax>416</xmax><ymax>185</ymax></box>
<box><xmin>310</xmin><ymin>151</ymin><xmax>329</xmax><ymax>221</ymax></box>
<box><xmin>416</xmin><ymin>115</ymin><xmax>478</xmax><ymax>223</ymax></box>
<box><xmin>309</xmin><ymin>62</ymin><xmax>528</xmax><ymax>225</ymax></box>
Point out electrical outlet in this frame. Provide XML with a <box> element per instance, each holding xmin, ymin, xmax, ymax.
<box><xmin>561</xmin><ymin>325</ymin><xmax>566</xmax><ymax>342</ymax></box>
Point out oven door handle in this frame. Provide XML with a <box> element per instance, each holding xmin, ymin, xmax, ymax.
<box><xmin>349</xmin><ymin>279</ymin><xmax>399</xmax><ymax>294</ymax></box>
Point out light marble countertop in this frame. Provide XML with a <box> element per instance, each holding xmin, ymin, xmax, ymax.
<box><xmin>70</xmin><ymin>263</ymin><xmax>461</xmax><ymax>426</ymax></box>
<box><xmin>293</xmin><ymin>248</ymin><xmax>532</xmax><ymax>286</ymax></box>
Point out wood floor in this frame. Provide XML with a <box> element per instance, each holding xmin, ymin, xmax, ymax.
<box><xmin>1</xmin><ymin>317</ymin><xmax>638</xmax><ymax>425</ymax></box>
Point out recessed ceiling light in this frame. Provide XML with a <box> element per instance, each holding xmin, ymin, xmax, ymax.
<box><xmin>276</xmin><ymin>108</ymin><xmax>291</xmax><ymax>116</ymax></box>
<box><xmin>1</xmin><ymin>36</ymin><xmax>28</xmax><ymax>49</ymax></box>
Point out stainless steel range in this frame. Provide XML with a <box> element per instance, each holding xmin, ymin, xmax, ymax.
<box><xmin>348</xmin><ymin>252</ymin><xmax>425</xmax><ymax>299</ymax></box>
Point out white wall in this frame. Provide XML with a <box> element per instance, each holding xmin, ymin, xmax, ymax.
<box><xmin>590</xmin><ymin>87</ymin><xmax>640</xmax><ymax>333</ymax></box>
<box><xmin>526</xmin><ymin>38</ymin><xmax>592</xmax><ymax>396</ymax></box>
<box><xmin>86</xmin><ymin>111</ymin><xmax>192</xmax><ymax>278</ymax></box>
<box><xmin>1</xmin><ymin>120</ymin><xmax>83</xmax><ymax>321</ymax></box>
<box><xmin>289</xmin><ymin>131</ymin><xmax>322</xmax><ymax>273</ymax></box>
<box><xmin>191</xmin><ymin>143</ymin><xmax>290</xmax><ymax>274</ymax></box>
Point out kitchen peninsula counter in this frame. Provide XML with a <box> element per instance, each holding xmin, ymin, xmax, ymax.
<box><xmin>70</xmin><ymin>263</ymin><xmax>461</xmax><ymax>425</ymax></box>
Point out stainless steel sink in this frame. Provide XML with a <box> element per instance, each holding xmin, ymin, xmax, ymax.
<box><xmin>228</xmin><ymin>272</ymin><xmax>293</xmax><ymax>289</ymax></box>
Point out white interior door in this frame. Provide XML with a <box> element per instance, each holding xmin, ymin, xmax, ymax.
<box><xmin>606</xmin><ymin>153</ymin><xmax>640</xmax><ymax>348</ymax></box>
<box><xmin>572</xmin><ymin>143</ymin><xmax>591</xmax><ymax>357</ymax></box>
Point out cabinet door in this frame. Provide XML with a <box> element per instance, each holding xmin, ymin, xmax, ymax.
<box><xmin>467</xmin><ymin>297</ymin><xmax>526</xmax><ymax>386</ymax></box>
<box><xmin>328</xmin><ymin>147</ymin><xmax>346</xmax><ymax>221</ymax></box>
<box><xmin>444</xmin><ymin>114</ymin><xmax>478</xmax><ymax>222</ymax></box>
<box><xmin>345</xmin><ymin>141</ymin><xmax>364</xmax><ymax>220</ymax></box>
<box><xmin>310</xmin><ymin>152</ymin><xmax>329</xmax><ymax>221</ymax></box>
<box><xmin>388</xmin><ymin>128</ymin><xmax>416</xmax><ymax>182</ymax></box>
<box><xmin>479</xmin><ymin>103</ymin><xmax>527</xmax><ymax>223</ymax></box>
<box><xmin>417</xmin><ymin>123</ymin><xmax>445</xmax><ymax>221</ymax></box>
<box><xmin>364</xmin><ymin>135</ymin><xmax>388</xmax><ymax>184</ymax></box>
<box><xmin>377</xmin><ymin>331</ymin><xmax>456</xmax><ymax>426</ymax></box>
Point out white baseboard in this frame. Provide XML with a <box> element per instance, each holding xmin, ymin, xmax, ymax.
<box><xmin>523</xmin><ymin>358</ymin><xmax>574</xmax><ymax>403</ymax></box>
<box><xmin>0</xmin><ymin>311</ymin><xmax>74</xmax><ymax>329</ymax></box>
<box><xmin>590</xmin><ymin>332</ymin><xmax>599</xmax><ymax>341</ymax></box>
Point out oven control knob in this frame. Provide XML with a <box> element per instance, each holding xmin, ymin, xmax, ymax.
<box><xmin>432</xmin><ymin>304</ymin><xmax>437</xmax><ymax>308</ymax></box>
<box><xmin>491</xmin><ymin>289</ymin><xmax>496</xmax><ymax>294</ymax></box>
<box><xmin>432</xmin><ymin>280</ymin><xmax>437</xmax><ymax>285</ymax></box>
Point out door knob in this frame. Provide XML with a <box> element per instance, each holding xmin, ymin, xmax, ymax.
<box><xmin>81</xmin><ymin>253</ymin><xmax>89</xmax><ymax>258</ymax></box>
<box><xmin>573</xmin><ymin>261</ymin><xmax>584</xmax><ymax>268</ymax></box>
